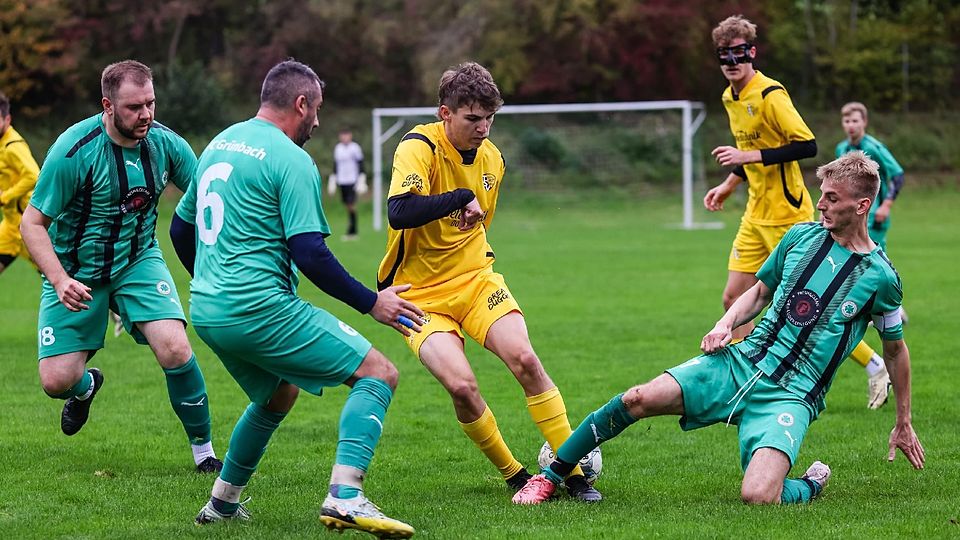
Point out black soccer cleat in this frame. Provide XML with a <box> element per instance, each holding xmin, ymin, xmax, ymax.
<box><xmin>506</xmin><ymin>467</ymin><xmax>534</xmax><ymax>492</ymax></box>
<box><xmin>61</xmin><ymin>368</ymin><xmax>104</xmax><ymax>436</ymax></box>
<box><xmin>565</xmin><ymin>474</ymin><xmax>602</xmax><ymax>502</ymax></box>
<box><xmin>196</xmin><ymin>456</ymin><xmax>224</xmax><ymax>474</ymax></box>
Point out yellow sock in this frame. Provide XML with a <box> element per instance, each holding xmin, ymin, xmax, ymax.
<box><xmin>459</xmin><ymin>407</ymin><xmax>523</xmax><ymax>480</ymax></box>
<box><xmin>849</xmin><ymin>340</ymin><xmax>874</xmax><ymax>367</ymax></box>
<box><xmin>526</xmin><ymin>387</ymin><xmax>584</xmax><ymax>477</ymax></box>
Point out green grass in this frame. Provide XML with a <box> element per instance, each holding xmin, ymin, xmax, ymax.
<box><xmin>2</xmin><ymin>185</ymin><xmax>958</xmax><ymax>539</ymax></box>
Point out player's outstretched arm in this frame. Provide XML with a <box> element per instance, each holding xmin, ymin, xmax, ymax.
<box><xmin>703</xmin><ymin>172</ymin><xmax>744</xmax><ymax>212</ymax></box>
<box><xmin>701</xmin><ymin>280</ymin><xmax>772</xmax><ymax>352</ymax></box>
<box><xmin>169</xmin><ymin>213</ymin><xmax>197</xmax><ymax>277</ymax></box>
<box><xmin>387</xmin><ymin>189</ymin><xmax>475</xmax><ymax>229</ymax></box>
<box><xmin>369</xmin><ymin>284</ymin><xmax>425</xmax><ymax>336</ymax></box>
<box><xmin>20</xmin><ymin>205</ymin><xmax>92</xmax><ymax>311</ymax></box>
<box><xmin>882</xmin><ymin>338</ymin><xmax>925</xmax><ymax>469</ymax></box>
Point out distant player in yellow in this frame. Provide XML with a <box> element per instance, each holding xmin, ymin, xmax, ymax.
<box><xmin>377</xmin><ymin>62</ymin><xmax>600</xmax><ymax>502</ymax></box>
<box><xmin>703</xmin><ymin>15</ymin><xmax>818</xmax><ymax>341</ymax></box>
<box><xmin>0</xmin><ymin>91</ymin><xmax>40</xmax><ymax>275</ymax></box>
<box><xmin>836</xmin><ymin>101</ymin><xmax>907</xmax><ymax>409</ymax></box>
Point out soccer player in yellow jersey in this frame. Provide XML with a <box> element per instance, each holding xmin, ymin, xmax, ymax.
<box><xmin>704</xmin><ymin>15</ymin><xmax>818</xmax><ymax>341</ymax></box>
<box><xmin>0</xmin><ymin>91</ymin><xmax>40</xmax><ymax>275</ymax></box>
<box><xmin>377</xmin><ymin>62</ymin><xmax>600</xmax><ymax>502</ymax></box>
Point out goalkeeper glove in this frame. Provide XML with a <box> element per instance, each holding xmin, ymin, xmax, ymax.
<box><xmin>327</xmin><ymin>174</ymin><xmax>337</xmax><ymax>195</ymax></box>
<box><xmin>356</xmin><ymin>173</ymin><xmax>368</xmax><ymax>195</ymax></box>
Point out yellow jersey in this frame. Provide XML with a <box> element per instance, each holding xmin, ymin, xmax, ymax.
<box><xmin>722</xmin><ymin>71</ymin><xmax>815</xmax><ymax>226</ymax></box>
<box><xmin>377</xmin><ymin>122</ymin><xmax>504</xmax><ymax>290</ymax></box>
<box><xmin>0</xmin><ymin>125</ymin><xmax>39</xmax><ymax>221</ymax></box>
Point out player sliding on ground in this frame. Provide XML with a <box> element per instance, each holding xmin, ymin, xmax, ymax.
<box><xmin>515</xmin><ymin>151</ymin><xmax>925</xmax><ymax>505</ymax></box>
<box><xmin>376</xmin><ymin>62</ymin><xmax>600</xmax><ymax>502</ymax></box>
<box><xmin>171</xmin><ymin>60</ymin><xmax>422</xmax><ymax>537</ymax></box>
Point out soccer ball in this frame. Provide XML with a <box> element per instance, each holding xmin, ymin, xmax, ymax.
<box><xmin>538</xmin><ymin>441</ymin><xmax>602</xmax><ymax>485</ymax></box>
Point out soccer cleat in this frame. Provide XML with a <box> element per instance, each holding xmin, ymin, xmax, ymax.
<box><xmin>320</xmin><ymin>492</ymin><xmax>414</xmax><ymax>539</ymax></box>
<box><xmin>61</xmin><ymin>368</ymin><xmax>104</xmax><ymax>436</ymax></box>
<box><xmin>196</xmin><ymin>456</ymin><xmax>224</xmax><ymax>474</ymax></box>
<box><xmin>195</xmin><ymin>498</ymin><xmax>251</xmax><ymax>525</ymax></box>
<box><xmin>867</xmin><ymin>367</ymin><xmax>892</xmax><ymax>409</ymax></box>
<box><xmin>511</xmin><ymin>474</ymin><xmax>557</xmax><ymax>505</ymax></box>
<box><xmin>565</xmin><ymin>474</ymin><xmax>602</xmax><ymax>502</ymax></box>
<box><xmin>801</xmin><ymin>460</ymin><xmax>831</xmax><ymax>498</ymax></box>
<box><xmin>505</xmin><ymin>467</ymin><xmax>533</xmax><ymax>492</ymax></box>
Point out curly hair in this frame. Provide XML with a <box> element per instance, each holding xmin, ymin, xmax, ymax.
<box><xmin>438</xmin><ymin>62</ymin><xmax>503</xmax><ymax>113</ymax></box>
<box><xmin>712</xmin><ymin>15</ymin><xmax>757</xmax><ymax>46</ymax></box>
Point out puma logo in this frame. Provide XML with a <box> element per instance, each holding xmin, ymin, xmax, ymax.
<box><xmin>827</xmin><ymin>256</ymin><xmax>838</xmax><ymax>273</ymax></box>
<box><xmin>125</xmin><ymin>159</ymin><xmax>142</xmax><ymax>171</ymax></box>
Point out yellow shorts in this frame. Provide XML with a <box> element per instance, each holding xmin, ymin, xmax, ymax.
<box><xmin>728</xmin><ymin>219</ymin><xmax>801</xmax><ymax>274</ymax></box>
<box><xmin>0</xmin><ymin>217</ymin><xmax>33</xmax><ymax>267</ymax></box>
<box><xmin>401</xmin><ymin>269</ymin><xmax>522</xmax><ymax>356</ymax></box>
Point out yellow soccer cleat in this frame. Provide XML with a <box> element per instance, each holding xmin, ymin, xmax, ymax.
<box><xmin>320</xmin><ymin>492</ymin><xmax>414</xmax><ymax>539</ymax></box>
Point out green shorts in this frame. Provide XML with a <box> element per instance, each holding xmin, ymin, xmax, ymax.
<box><xmin>666</xmin><ymin>348</ymin><xmax>814</xmax><ymax>471</ymax></box>
<box><xmin>195</xmin><ymin>301</ymin><xmax>372</xmax><ymax>406</ymax></box>
<box><xmin>37</xmin><ymin>246</ymin><xmax>185</xmax><ymax>359</ymax></box>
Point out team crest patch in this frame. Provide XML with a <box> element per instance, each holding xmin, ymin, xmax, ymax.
<box><xmin>785</xmin><ymin>289</ymin><xmax>821</xmax><ymax>327</ymax></box>
<box><xmin>482</xmin><ymin>173</ymin><xmax>497</xmax><ymax>192</ymax></box>
<box><xmin>120</xmin><ymin>186</ymin><xmax>152</xmax><ymax>214</ymax></box>
<box><xmin>777</xmin><ymin>412</ymin><xmax>795</xmax><ymax>427</ymax></box>
<box><xmin>156</xmin><ymin>281</ymin><xmax>172</xmax><ymax>295</ymax></box>
<box><xmin>840</xmin><ymin>300</ymin><xmax>859</xmax><ymax>319</ymax></box>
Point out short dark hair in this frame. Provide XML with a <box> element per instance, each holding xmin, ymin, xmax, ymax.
<box><xmin>438</xmin><ymin>62</ymin><xmax>503</xmax><ymax>113</ymax></box>
<box><xmin>101</xmin><ymin>60</ymin><xmax>153</xmax><ymax>101</ymax></box>
<box><xmin>0</xmin><ymin>92</ymin><xmax>9</xmax><ymax>118</ymax></box>
<box><xmin>260</xmin><ymin>60</ymin><xmax>324</xmax><ymax>109</ymax></box>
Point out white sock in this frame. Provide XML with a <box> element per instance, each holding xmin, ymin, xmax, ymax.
<box><xmin>865</xmin><ymin>354</ymin><xmax>885</xmax><ymax>377</ymax></box>
<box><xmin>211</xmin><ymin>477</ymin><xmax>244</xmax><ymax>503</ymax></box>
<box><xmin>192</xmin><ymin>441</ymin><xmax>216</xmax><ymax>465</ymax></box>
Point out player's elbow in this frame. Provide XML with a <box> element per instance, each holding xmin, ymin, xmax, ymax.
<box><xmin>799</xmin><ymin>139</ymin><xmax>817</xmax><ymax>159</ymax></box>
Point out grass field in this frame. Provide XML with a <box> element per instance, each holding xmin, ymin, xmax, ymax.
<box><xmin>1</xmin><ymin>184</ymin><xmax>958</xmax><ymax>539</ymax></box>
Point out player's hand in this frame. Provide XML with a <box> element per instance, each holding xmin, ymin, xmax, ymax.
<box><xmin>888</xmin><ymin>423</ymin><xmax>925</xmax><ymax>469</ymax></box>
<box><xmin>54</xmin><ymin>277</ymin><xmax>93</xmax><ymax>312</ymax></box>
<box><xmin>703</xmin><ymin>183</ymin><xmax>733</xmax><ymax>212</ymax></box>
<box><xmin>700</xmin><ymin>322</ymin><xmax>733</xmax><ymax>353</ymax></box>
<box><xmin>874</xmin><ymin>200</ymin><xmax>892</xmax><ymax>225</ymax></box>
<box><xmin>711</xmin><ymin>145</ymin><xmax>749</xmax><ymax>167</ymax></box>
<box><xmin>370</xmin><ymin>284</ymin><xmax>425</xmax><ymax>336</ymax></box>
<box><xmin>459</xmin><ymin>197</ymin><xmax>483</xmax><ymax>231</ymax></box>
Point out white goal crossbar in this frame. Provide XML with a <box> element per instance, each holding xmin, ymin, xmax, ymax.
<box><xmin>371</xmin><ymin>100</ymin><xmax>712</xmax><ymax>231</ymax></box>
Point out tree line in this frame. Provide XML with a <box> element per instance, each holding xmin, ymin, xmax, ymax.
<box><xmin>1</xmin><ymin>0</ymin><xmax>956</xmax><ymax>129</ymax></box>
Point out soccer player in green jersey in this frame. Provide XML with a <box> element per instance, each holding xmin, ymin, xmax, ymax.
<box><xmin>515</xmin><ymin>151</ymin><xmax>924</xmax><ymax>505</ymax></box>
<box><xmin>19</xmin><ymin>60</ymin><xmax>222</xmax><ymax>472</ymax></box>
<box><xmin>836</xmin><ymin>102</ymin><xmax>907</xmax><ymax>409</ymax></box>
<box><xmin>172</xmin><ymin>60</ymin><xmax>421</xmax><ymax>538</ymax></box>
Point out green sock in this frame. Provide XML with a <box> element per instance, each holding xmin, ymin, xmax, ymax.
<box><xmin>781</xmin><ymin>478</ymin><xmax>820</xmax><ymax>504</ymax></box>
<box><xmin>335</xmin><ymin>378</ymin><xmax>393</xmax><ymax>471</ymax></box>
<box><xmin>50</xmin><ymin>370</ymin><xmax>93</xmax><ymax>399</ymax></box>
<box><xmin>220</xmin><ymin>403</ymin><xmax>287</xmax><ymax>486</ymax></box>
<box><xmin>163</xmin><ymin>355</ymin><xmax>212</xmax><ymax>445</ymax></box>
<box><xmin>554</xmin><ymin>393</ymin><xmax>636</xmax><ymax>472</ymax></box>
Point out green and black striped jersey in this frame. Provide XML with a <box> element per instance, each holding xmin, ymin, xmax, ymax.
<box><xmin>742</xmin><ymin>222</ymin><xmax>903</xmax><ymax>413</ymax></box>
<box><xmin>31</xmin><ymin>114</ymin><xmax>197</xmax><ymax>284</ymax></box>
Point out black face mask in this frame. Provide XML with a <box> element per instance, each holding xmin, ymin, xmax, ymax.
<box><xmin>716</xmin><ymin>43</ymin><xmax>753</xmax><ymax>66</ymax></box>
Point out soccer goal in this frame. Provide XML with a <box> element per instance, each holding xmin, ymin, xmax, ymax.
<box><xmin>370</xmin><ymin>101</ymin><xmax>718</xmax><ymax>231</ymax></box>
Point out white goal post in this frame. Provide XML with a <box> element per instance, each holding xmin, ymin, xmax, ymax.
<box><xmin>371</xmin><ymin>100</ymin><xmax>713</xmax><ymax>231</ymax></box>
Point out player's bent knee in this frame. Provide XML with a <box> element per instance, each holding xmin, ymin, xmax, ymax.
<box><xmin>740</xmin><ymin>481</ymin><xmax>780</xmax><ymax>505</ymax></box>
<box><xmin>267</xmin><ymin>383</ymin><xmax>300</xmax><ymax>413</ymax></box>
<box><xmin>446</xmin><ymin>378</ymin><xmax>480</xmax><ymax>405</ymax></box>
<box><xmin>356</xmin><ymin>348</ymin><xmax>399</xmax><ymax>390</ymax></box>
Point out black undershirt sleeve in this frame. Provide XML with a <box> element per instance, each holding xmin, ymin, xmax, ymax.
<box><xmin>760</xmin><ymin>139</ymin><xmax>817</xmax><ymax>166</ymax></box>
<box><xmin>387</xmin><ymin>189</ymin><xmax>475</xmax><ymax>229</ymax></box>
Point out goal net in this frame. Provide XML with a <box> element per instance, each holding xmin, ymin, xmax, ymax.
<box><xmin>370</xmin><ymin>101</ymin><xmax>717</xmax><ymax>230</ymax></box>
